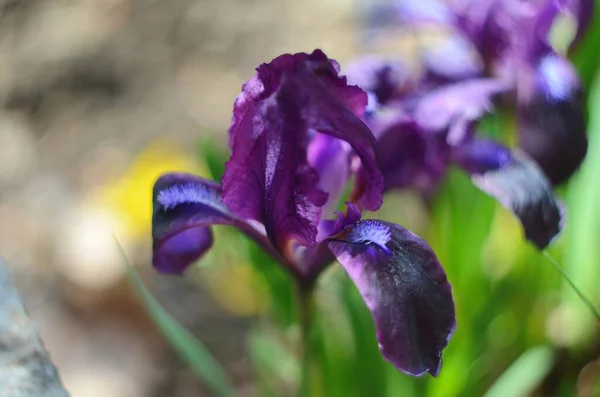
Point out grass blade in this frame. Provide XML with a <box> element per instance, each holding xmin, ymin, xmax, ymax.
<box><xmin>483</xmin><ymin>346</ymin><xmax>553</xmax><ymax>397</ymax></box>
<box><xmin>117</xmin><ymin>242</ymin><xmax>234</xmax><ymax>397</ymax></box>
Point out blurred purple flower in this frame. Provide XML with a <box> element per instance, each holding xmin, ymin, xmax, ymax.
<box><xmin>344</xmin><ymin>0</ymin><xmax>591</xmax><ymax>248</ymax></box>
<box><xmin>152</xmin><ymin>50</ymin><xmax>455</xmax><ymax>377</ymax></box>
<box><xmin>355</xmin><ymin>0</ymin><xmax>591</xmax><ymax>186</ymax></box>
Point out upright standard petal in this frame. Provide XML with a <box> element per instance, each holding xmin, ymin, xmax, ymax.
<box><xmin>222</xmin><ymin>74</ymin><xmax>328</xmax><ymax>254</ymax></box>
<box><xmin>454</xmin><ymin>142</ymin><xmax>564</xmax><ymax>249</ymax></box>
<box><xmin>224</xmin><ymin>50</ymin><xmax>384</xmax><ymax>249</ymax></box>
<box><xmin>327</xmin><ymin>220</ymin><xmax>456</xmax><ymax>376</ymax></box>
<box><xmin>295</xmin><ymin>66</ymin><xmax>384</xmax><ymax>211</ymax></box>
<box><xmin>153</xmin><ymin>173</ymin><xmax>288</xmax><ymax>274</ymax></box>
<box><xmin>518</xmin><ymin>55</ymin><xmax>587</xmax><ymax>185</ymax></box>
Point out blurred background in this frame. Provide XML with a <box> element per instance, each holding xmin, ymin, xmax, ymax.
<box><xmin>1</xmin><ymin>0</ymin><xmax>599</xmax><ymax>396</ymax></box>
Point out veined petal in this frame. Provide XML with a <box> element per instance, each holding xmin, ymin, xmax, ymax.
<box><xmin>153</xmin><ymin>173</ymin><xmax>287</xmax><ymax>274</ymax></box>
<box><xmin>224</xmin><ymin>50</ymin><xmax>383</xmax><ymax>255</ymax></box>
<box><xmin>454</xmin><ymin>143</ymin><xmax>565</xmax><ymax>249</ymax></box>
<box><xmin>295</xmin><ymin>67</ymin><xmax>384</xmax><ymax>211</ymax></box>
<box><xmin>223</xmin><ymin>74</ymin><xmax>328</xmax><ymax>254</ymax></box>
<box><xmin>327</xmin><ymin>220</ymin><xmax>455</xmax><ymax>376</ymax></box>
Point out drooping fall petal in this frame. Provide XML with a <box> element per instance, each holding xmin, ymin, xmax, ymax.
<box><xmin>453</xmin><ymin>141</ymin><xmax>564</xmax><ymax>249</ymax></box>
<box><xmin>517</xmin><ymin>54</ymin><xmax>587</xmax><ymax>185</ymax></box>
<box><xmin>152</xmin><ymin>173</ymin><xmax>286</xmax><ymax>274</ymax></box>
<box><xmin>327</xmin><ymin>220</ymin><xmax>456</xmax><ymax>376</ymax></box>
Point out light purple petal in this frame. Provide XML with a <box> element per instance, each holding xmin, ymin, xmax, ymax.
<box><xmin>460</xmin><ymin>148</ymin><xmax>565</xmax><ymax>249</ymax></box>
<box><xmin>396</xmin><ymin>0</ymin><xmax>457</xmax><ymax>25</ymax></box>
<box><xmin>327</xmin><ymin>220</ymin><xmax>456</xmax><ymax>376</ymax></box>
<box><xmin>343</xmin><ymin>56</ymin><xmax>409</xmax><ymax>105</ymax></box>
<box><xmin>153</xmin><ymin>173</ymin><xmax>288</xmax><ymax>274</ymax></box>
<box><xmin>307</xmin><ymin>133</ymin><xmax>351</xmax><ymax>218</ymax></box>
<box><xmin>413</xmin><ymin>78</ymin><xmax>507</xmax><ymax>144</ymax></box>
<box><xmin>422</xmin><ymin>32</ymin><xmax>484</xmax><ymax>81</ymax></box>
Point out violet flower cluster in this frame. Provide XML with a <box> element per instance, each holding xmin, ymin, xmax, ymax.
<box><xmin>151</xmin><ymin>0</ymin><xmax>591</xmax><ymax>378</ymax></box>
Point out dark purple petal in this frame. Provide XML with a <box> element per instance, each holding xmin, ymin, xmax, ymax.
<box><xmin>223</xmin><ymin>74</ymin><xmax>328</xmax><ymax>255</ymax></box>
<box><xmin>228</xmin><ymin>51</ymin><xmax>338</xmax><ymax>147</ymax></box>
<box><xmin>376</xmin><ymin>120</ymin><xmax>449</xmax><ymax>193</ymax></box>
<box><xmin>453</xmin><ymin>0</ymin><xmax>513</xmax><ymax>63</ymax></box>
<box><xmin>518</xmin><ymin>55</ymin><xmax>587</xmax><ymax>185</ymax></box>
<box><xmin>292</xmin><ymin>203</ymin><xmax>363</xmax><ymax>281</ymax></box>
<box><xmin>288</xmin><ymin>61</ymin><xmax>384</xmax><ymax>211</ymax></box>
<box><xmin>413</xmin><ymin>78</ymin><xmax>507</xmax><ymax>144</ymax></box>
<box><xmin>153</xmin><ymin>173</ymin><xmax>288</xmax><ymax>274</ymax></box>
<box><xmin>327</xmin><ymin>220</ymin><xmax>455</xmax><ymax>376</ymax></box>
<box><xmin>224</xmin><ymin>50</ymin><xmax>383</xmax><ymax>256</ymax></box>
<box><xmin>460</xmin><ymin>149</ymin><xmax>565</xmax><ymax>249</ymax></box>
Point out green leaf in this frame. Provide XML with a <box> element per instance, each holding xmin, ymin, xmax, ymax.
<box><xmin>483</xmin><ymin>346</ymin><xmax>554</xmax><ymax>397</ymax></box>
<box><xmin>248</xmin><ymin>327</ymin><xmax>299</xmax><ymax>395</ymax></box>
<box><xmin>199</xmin><ymin>136</ymin><xmax>228</xmax><ymax>181</ymax></box>
<box><xmin>562</xmin><ymin>71</ymin><xmax>600</xmax><ymax>344</ymax></box>
<box><xmin>117</xmin><ymin>242</ymin><xmax>234</xmax><ymax>397</ymax></box>
<box><xmin>570</xmin><ymin>0</ymin><xmax>600</xmax><ymax>94</ymax></box>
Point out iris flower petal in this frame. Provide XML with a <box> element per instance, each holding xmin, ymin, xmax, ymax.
<box><xmin>327</xmin><ymin>220</ymin><xmax>455</xmax><ymax>377</ymax></box>
<box><xmin>454</xmin><ymin>142</ymin><xmax>564</xmax><ymax>249</ymax></box>
<box><xmin>307</xmin><ymin>133</ymin><xmax>351</xmax><ymax>218</ymax></box>
<box><xmin>293</xmin><ymin>66</ymin><xmax>384</xmax><ymax>211</ymax></box>
<box><xmin>223</xmin><ymin>73</ymin><xmax>329</xmax><ymax>255</ymax></box>
<box><xmin>223</xmin><ymin>50</ymin><xmax>383</xmax><ymax>257</ymax></box>
<box><xmin>152</xmin><ymin>173</ymin><xmax>288</xmax><ymax>274</ymax></box>
<box><xmin>518</xmin><ymin>55</ymin><xmax>587</xmax><ymax>185</ymax></box>
<box><xmin>413</xmin><ymin>78</ymin><xmax>507</xmax><ymax>143</ymax></box>
<box><xmin>375</xmin><ymin>119</ymin><xmax>449</xmax><ymax>193</ymax></box>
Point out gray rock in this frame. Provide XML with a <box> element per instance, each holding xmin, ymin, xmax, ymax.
<box><xmin>0</xmin><ymin>260</ymin><xmax>69</xmax><ymax>397</ymax></box>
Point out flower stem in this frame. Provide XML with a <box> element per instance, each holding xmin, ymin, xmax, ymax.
<box><xmin>297</xmin><ymin>281</ymin><xmax>316</xmax><ymax>397</ymax></box>
<box><xmin>543</xmin><ymin>250</ymin><xmax>600</xmax><ymax>321</ymax></box>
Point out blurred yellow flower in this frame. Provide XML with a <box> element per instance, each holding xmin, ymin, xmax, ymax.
<box><xmin>94</xmin><ymin>139</ymin><xmax>206</xmax><ymax>243</ymax></box>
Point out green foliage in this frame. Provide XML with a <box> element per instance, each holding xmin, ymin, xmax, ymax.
<box><xmin>119</xmin><ymin>244</ymin><xmax>234</xmax><ymax>397</ymax></box>
<box><xmin>483</xmin><ymin>346</ymin><xmax>554</xmax><ymax>397</ymax></box>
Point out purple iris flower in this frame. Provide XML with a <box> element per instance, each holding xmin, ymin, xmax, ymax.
<box><xmin>344</xmin><ymin>0</ymin><xmax>590</xmax><ymax>248</ymax></box>
<box><xmin>152</xmin><ymin>50</ymin><xmax>456</xmax><ymax>377</ymax></box>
